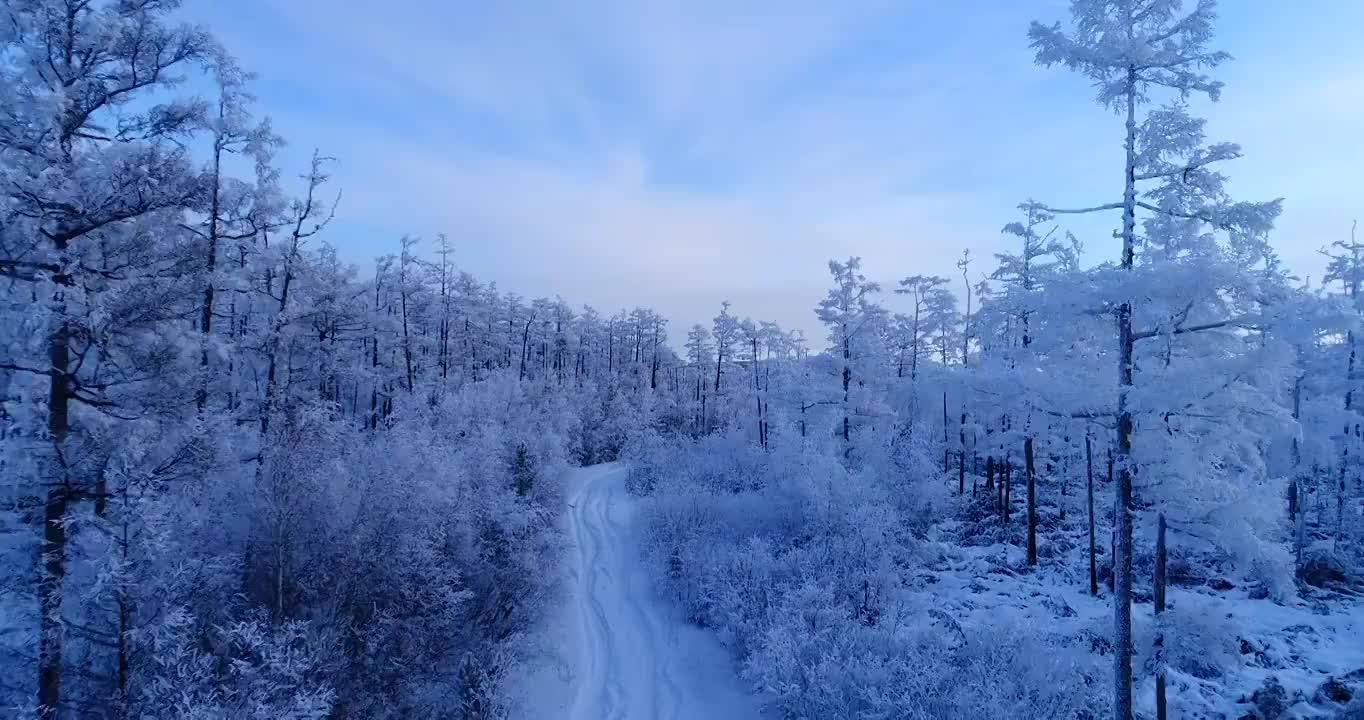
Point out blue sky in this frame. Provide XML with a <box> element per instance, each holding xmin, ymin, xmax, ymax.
<box><xmin>182</xmin><ymin>0</ymin><xmax>1364</xmax><ymax>340</ymax></box>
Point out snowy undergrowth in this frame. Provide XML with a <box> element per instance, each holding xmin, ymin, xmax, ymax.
<box><xmin>0</xmin><ymin>375</ymin><xmax>584</xmax><ymax>719</ymax></box>
<box><xmin>154</xmin><ymin>380</ymin><xmax>573</xmax><ymax>719</ymax></box>
<box><xmin>930</xmin><ymin>529</ymin><xmax>1364</xmax><ymax>719</ymax></box>
<box><xmin>626</xmin><ymin>431</ymin><xmax>1364</xmax><ymax>720</ymax></box>
<box><xmin>625</xmin><ymin>432</ymin><xmax>1107</xmax><ymax>719</ymax></box>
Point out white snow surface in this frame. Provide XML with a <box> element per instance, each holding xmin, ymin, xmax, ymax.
<box><xmin>514</xmin><ymin>463</ymin><xmax>766</xmax><ymax>720</ymax></box>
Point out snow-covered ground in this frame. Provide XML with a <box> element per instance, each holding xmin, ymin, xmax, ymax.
<box><xmin>514</xmin><ymin>463</ymin><xmax>766</xmax><ymax>720</ymax></box>
<box><xmin>916</xmin><ymin>533</ymin><xmax>1364</xmax><ymax>718</ymax></box>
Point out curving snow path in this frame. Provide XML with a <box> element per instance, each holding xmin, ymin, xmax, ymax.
<box><xmin>520</xmin><ymin>463</ymin><xmax>765</xmax><ymax>720</ymax></box>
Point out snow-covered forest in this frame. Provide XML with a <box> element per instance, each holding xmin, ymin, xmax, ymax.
<box><xmin>1</xmin><ymin>0</ymin><xmax>1361</xmax><ymax>718</ymax></box>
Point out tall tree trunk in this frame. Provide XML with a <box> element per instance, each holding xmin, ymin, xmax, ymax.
<box><xmin>519</xmin><ymin>316</ymin><xmax>533</xmax><ymax>382</ymax></box>
<box><xmin>1295</xmin><ymin>491</ymin><xmax>1307</xmax><ymax>576</ymax></box>
<box><xmin>752</xmin><ymin>336</ymin><xmax>764</xmax><ymax>448</ymax></box>
<box><xmin>1291</xmin><ymin>349</ymin><xmax>1304</xmax><ymax>573</ymax></box>
<box><xmin>1154</xmin><ymin>514</ymin><xmax>1168</xmax><ymax>720</ymax></box>
<box><xmin>841</xmin><ymin>336</ymin><xmax>852</xmax><ymax>451</ymax></box>
<box><xmin>1003</xmin><ymin>455</ymin><xmax>1012</xmax><ymax>526</ymax></box>
<box><xmin>439</xmin><ymin>283</ymin><xmax>449</xmax><ymax>382</ymax></box>
<box><xmin>651</xmin><ymin>320</ymin><xmax>660</xmax><ymax>391</ymax></box>
<box><xmin>261</xmin><ymin>250</ymin><xmax>295</xmax><ymax>438</ymax></box>
<box><xmin>1339</xmin><ymin>306</ymin><xmax>1355</xmax><ymax>550</ymax></box>
<box><xmin>714</xmin><ymin>346</ymin><xmax>723</xmax><ymax>394</ymax></box>
<box><xmin>910</xmin><ymin>306</ymin><xmax>920</xmax><ymax>381</ymax></box>
<box><xmin>959</xmin><ymin>408</ymin><xmax>968</xmax><ymax>495</ymax></box>
<box><xmin>370</xmin><ymin>324</ymin><xmax>381</xmax><ymax>431</ymax></box>
<box><xmin>197</xmin><ymin>141</ymin><xmax>224</xmax><ymax>412</ymax></box>
<box><xmin>117</xmin><ymin>501</ymin><xmax>131</xmax><ymax>707</ymax></box>
<box><xmin>1026</xmin><ymin>435</ymin><xmax>1038</xmax><ymax>565</ymax></box>
<box><xmin>38</xmin><ymin>230</ymin><xmax>73</xmax><ymax>715</ymax></box>
<box><xmin>1000</xmin><ymin>459</ymin><xmax>1006</xmax><ymax>514</ymax></box>
<box><xmin>1113</xmin><ymin>64</ymin><xmax>1140</xmax><ymax>720</ymax></box>
<box><xmin>401</xmin><ymin>293</ymin><xmax>414</xmax><ymax>393</ymax></box>
<box><xmin>942</xmin><ymin>392</ymin><xmax>950</xmax><ymax>474</ymax></box>
<box><xmin>1088</xmin><ymin>432</ymin><xmax>1098</xmax><ymax>596</ymax></box>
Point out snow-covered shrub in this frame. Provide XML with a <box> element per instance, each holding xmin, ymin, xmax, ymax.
<box><xmin>750</xmin><ymin>587</ymin><xmax>1108</xmax><ymax>719</ymax></box>
<box><xmin>631</xmin><ymin>429</ymin><xmax>1111</xmax><ymax>719</ymax></box>
<box><xmin>1137</xmin><ymin>595</ymin><xmax>1243</xmax><ymax>683</ymax></box>
<box><xmin>53</xmin><ymin>373</ymin><xmax>582</xmax><ymax>718</ymax></box>
<box><xmin>133</xmin><ymin>612</ymin><xmax>335</xmax><ymax>720</ymax></box>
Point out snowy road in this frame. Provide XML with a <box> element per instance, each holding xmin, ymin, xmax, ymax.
<box><xmin>557</xmin><ymin>463</ymin><xmax>765</xmax><ymax>720</ymax></box>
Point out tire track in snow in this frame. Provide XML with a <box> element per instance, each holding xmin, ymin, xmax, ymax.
<box><xmin>562</xmin><ymin>464</ymin><xmax>765</xmax><ymax>720</ymax></box>
<box><xmin>569</xmin><ymin>467</ymin><xmax>621</xmax><ymax>719</ymax></box>
<box><xmin>584</xmin><ymin>476</ymin><xmax>626</xmax><ymax>720</ymax></box>
<box><xmin>608</xmin><ymin>493</ymin><xmax>683</xmax><ymax>720</ymax></box>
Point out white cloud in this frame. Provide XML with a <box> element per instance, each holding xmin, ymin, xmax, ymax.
<box><xmin>184</xmin><ymin>0</ymin><xmax>1364</xmax><ymax>338</ymax></box>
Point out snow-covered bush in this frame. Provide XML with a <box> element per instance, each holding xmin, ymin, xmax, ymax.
<box><xmin>631</xmin><ymin>432</ymin><xmax>1109</xmax><ymax>718</ymax></box>
<box><xmin>35</xmin><ymin>375</ymin><xmax>584</xmax><ymax>719</ymax></box>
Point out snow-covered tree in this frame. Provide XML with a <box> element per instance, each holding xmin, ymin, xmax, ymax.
<box><xmin>817</xmin><ymin>258</ymin><xmax>888</xmax><ymax>459</ymax></box>
<box><xmin>1029</xmin><ymin>1</ymin><xmax>1286</xmax><ymax>714</ymax></box>
<box><xmin>0</xmin><ymin>1</ymin><xmax>212</xmax><ymax>711</ymax></box>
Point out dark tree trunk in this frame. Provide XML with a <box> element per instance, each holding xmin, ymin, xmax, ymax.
<box><xmin>651</xmin><ymin>320</ymin><xmax>661</xmax><ymax>391</ymax></box>
<box><xmin>39</xmin><ymin>235</ymin><xmax>73</xmax><ymax>715</ymax></box>
<box><xmin>519</xmin><ymin>317</ymin><xmax>533</xmax><ymax>381</ymax></box>
<box><xmin>197</xmin><ymin>144</ymin><xmax>223</xmax><ymax>412</ymax></box>
<box><xmin>1003</xmin><ymin>457</ymin><xmax>1012</xmax><ymax>526</ymax></box>
<box><xmin>1114</xmin><ymin>71</ymin><xmax>1140</xmax><ymax>719</ymax></box>
<box><xmin>401</xmin><ymin>291</ymin><xmax>414</xmax><ymax>392</ymax></box>
<box><xmin>752</xmin><ymin>337</ymin><xmax>765</xmax><ymax>449</ymax></box>
<box><xmin>1087</xmin><ymin>433</ymin><xmax>1098</xmax><ymax>596</ymax></box>
<box><xmin>261</xmin><ymin>255</ymin><xmax>295</xmax><ymax>438</ymax></box>
<box><xmin>370</xmin><ymin>329</ymin><xmax>380</xmax><ymax>431</ymax></box>
<box><xmin>1026</xmin><ymin>436</ymin><xmax>1037</xmax><ymax>565</ymax></box>
<box><xmin>959</xmin><ymin>409</ymin><xmax>967</xmax><ymax>495</ymax></box>
<box><xmin>1000</xmin><ymin>460</ymin><xmax>1006</xmax><ymax>520</ymax></box>
<box><xmin>942</xmin><ymin>392</ymin><xmax>950</xmax><ymax>474</ymax></box>
<box><xmin>715</xmin><ymin>347</ymin><xmax>723</xmax><ymax>394</ymax></box>
<box><xmin>1154</xmin><ymin>514</ymin><xmax>1167</xmax><ymax>720</ymax></box>
<box><xmin>841</xmin><ymin>336</ymin><xmax>852</xmax><ymax>450</ymax></box>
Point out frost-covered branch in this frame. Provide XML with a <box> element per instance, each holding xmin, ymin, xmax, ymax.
<box><xmin>1041</xmin><ymin>202</ymin><xmax>1124</xmax><ymax>215</ymax></box>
